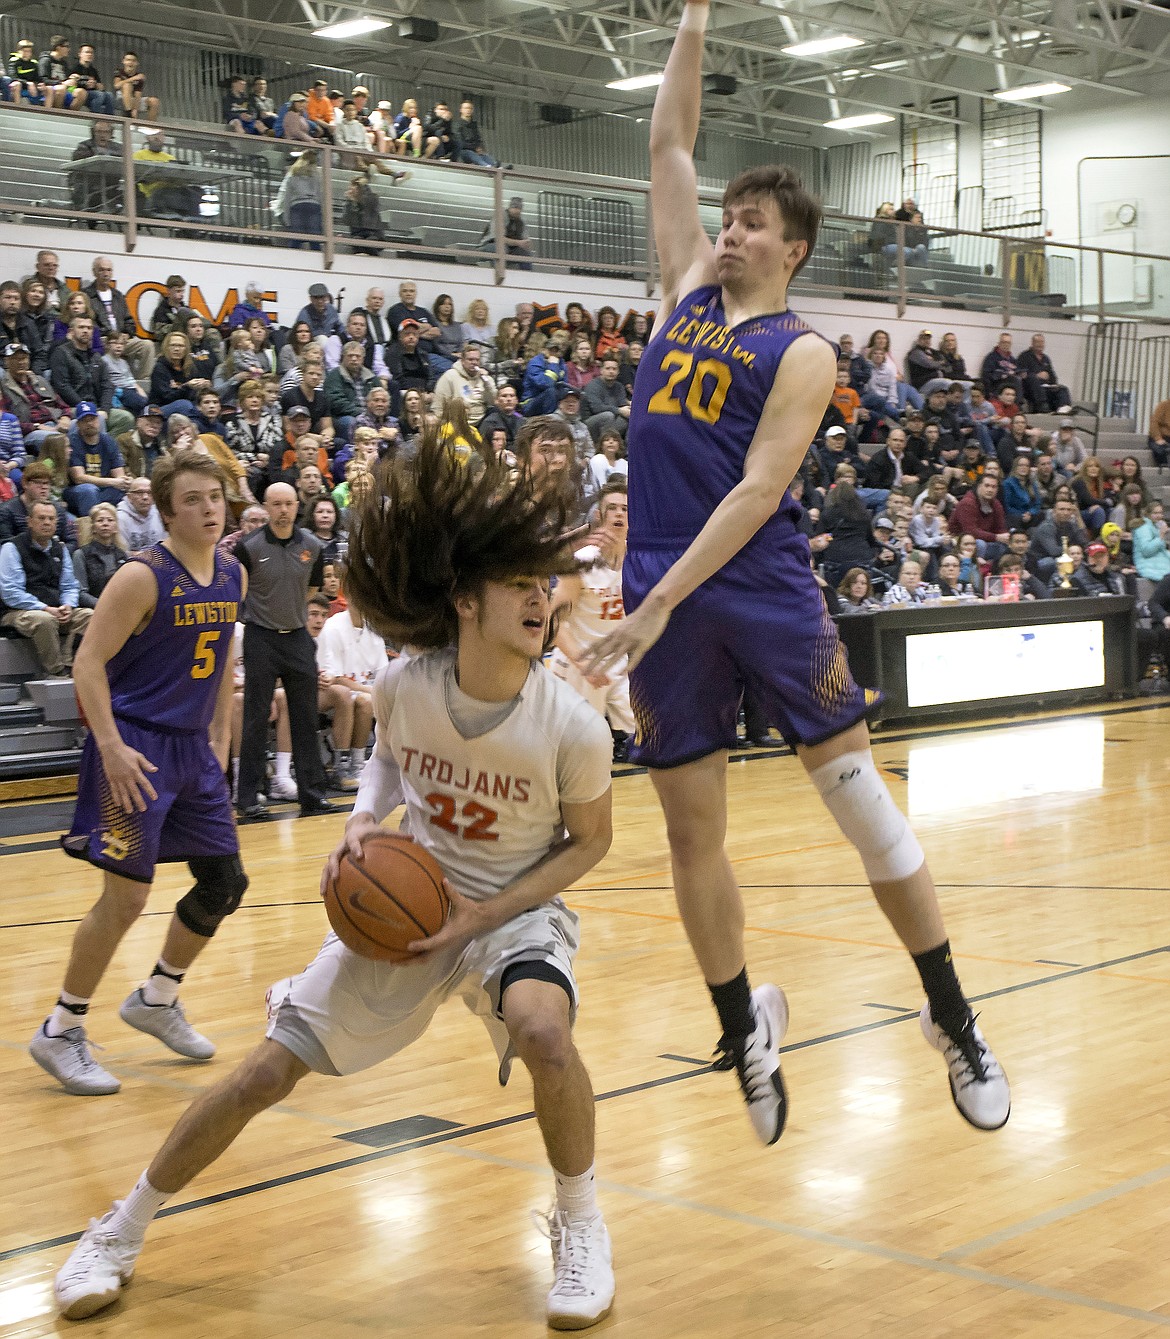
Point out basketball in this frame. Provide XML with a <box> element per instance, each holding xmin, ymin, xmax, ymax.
<box><xmin>324</xmin><ymin>832</ymin><xmax>449</xmax><ymax>962</ymax></box>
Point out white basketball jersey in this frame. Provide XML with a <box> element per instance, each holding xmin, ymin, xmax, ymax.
<box><xmin>384</xmin><ymin>649</ymin><xmax>610</xmax><ymax>901</ymax></box>
<box><xmin>565</xmin><ymin>545</ymin><xmax>625</xmax><ymax>649</ymax></box>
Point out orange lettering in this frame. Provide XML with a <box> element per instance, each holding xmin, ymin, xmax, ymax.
<box><xmin>419</xmin><ymin>754</ymin><xmax>436</xmax><ymax>780</ymax></box>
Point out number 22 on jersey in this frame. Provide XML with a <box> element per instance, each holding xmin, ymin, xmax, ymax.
<box><xmin>425</xmin><ymin>792</ymin><xmax>500</xmax><ymax>842</ymax></box>
<box><xmin>646</xmin><ymin>351</ymin><xmax>732</xmax><ymax>425</ymax></box>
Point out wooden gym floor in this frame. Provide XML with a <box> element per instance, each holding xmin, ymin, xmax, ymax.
<box><xmin>3</xmin><ymin>700</ymin><xmax>1170</xmax><ymax>1336</ymax></box>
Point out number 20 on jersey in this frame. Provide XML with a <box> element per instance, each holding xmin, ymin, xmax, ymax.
<box><xmin>646</xmin><ymin>351</ymin><xmax>732</xmax><ymax>425</ymax></box>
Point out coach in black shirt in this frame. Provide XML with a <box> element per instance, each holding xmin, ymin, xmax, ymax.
<box><xmin>234</xmin><ymin>482</ymin><xmax>330</xmax><ymax>819</ymax></box>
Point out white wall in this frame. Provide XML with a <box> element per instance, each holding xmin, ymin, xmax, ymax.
<box><xmin>1040</xmin><ymin>94</ymin><xmax>1170</xmax><ymax>250</ymax></box>
<box><xmin>0</xmin><ymin>222</ymin><xmax>1099</xmax><ymax>394</ymax></box>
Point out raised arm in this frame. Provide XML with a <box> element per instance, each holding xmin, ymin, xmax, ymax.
<box><xmin>650</xmin><ymin>0</ymin><xmax>718</xmax><ymax>310</ymax></box>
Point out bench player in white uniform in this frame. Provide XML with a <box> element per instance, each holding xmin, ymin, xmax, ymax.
<box><xmin>55</xmin><ymin>435</ymin><xmax>618</xmax><ymax>1331</ymax></box>
<box><xmin>549</xmin><ymin>481</ymin><xmax>635</xmax><ymax>751</ymax></box>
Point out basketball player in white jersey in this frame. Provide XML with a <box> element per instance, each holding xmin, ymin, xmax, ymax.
<box><xmin>549</xmin><ymin>482</ymin><xmax>636</xmax><ymax>753</ymax></box>
<box><xmin>54</xmin><ymin>434</ymin><xmax>618</xmax><ymax>1331</ymax></box>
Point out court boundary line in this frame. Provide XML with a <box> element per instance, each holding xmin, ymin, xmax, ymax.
<box><xmin>447</xmin><ymin>1146</ymin><xmax>1170</xmax><ymax>1330</ymax></box>
<box><xmin>5</xmin><ymin>938</ymin><xmax>1169</xmax><ymax>1267</ymax></box>
<box><xmin>941</xmin><ymin>1161</ymin><xmax>1170</xmax><ymax>1261</ymax></box>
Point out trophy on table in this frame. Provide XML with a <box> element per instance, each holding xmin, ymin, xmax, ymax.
<box><xmin>1052</xmin><ymin>535</ymin><xmax>1077</xmax><ymax>597</ymax></box>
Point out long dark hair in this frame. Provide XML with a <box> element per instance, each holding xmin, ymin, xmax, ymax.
<box><xmin>825</xmin><ymin>479</ymin><xmax>871</xmax><ymax>529</ymax></box>
<box><xmin>344</xmin><ymin>426</ymin><xmax>579</xmax><ymax>651</ymax></box>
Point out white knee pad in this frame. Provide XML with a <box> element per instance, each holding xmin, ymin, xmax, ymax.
<box><xmin>808</xmin><ymin>750</ymin><xmax>924</xmax><ymax>883</ymax></box>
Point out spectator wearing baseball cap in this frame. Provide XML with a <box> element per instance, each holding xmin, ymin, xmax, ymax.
<box><xmin>64</xmin><ymin>403</ymin><xmax>128</xmax><ymax>516</ymax></box>
<box><xmin>551</xmin><ymin>383</ymin><xmax>592</xmax><ymax>463</ymax></box>
<box><xmin>384</xmin><ymin>320</ymin><xmax>434</xmax><ymax>394</ymax></box>
<box><xmin>280</xmin><ymin>91</ymin><xmax>320</xmax><ymax>144</ymax></box>
<box><xmin>1078</xmin><ymin>540</ymin><xmax>1126</xmax><ymax>596</ymax></box>
<box><xmin>294</xmin><ymin>284</ymin><xmax>343</xmax><ymax>341</ymax></box>
<box><xmin>116</xmin><ymin>406</ymin><xmax>166</xmax><ymax>479</ymax></box>
<box><xmin>1</xmin><ymin>341</ymin><xmax>69</xmax><ymax>454</ymax></box>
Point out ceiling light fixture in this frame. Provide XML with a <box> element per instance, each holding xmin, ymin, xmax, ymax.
<box><xmin>824</xmin><ymin>112</ymin><xmax>895</xmax><ymax>129</ymax></box>
<box><xmin>782</xmin><ymin>34</ymin><xmax>864</xmax><ymax>58</ymax></box>
<box><xmin>313</xmin><ymin>16</ymin><xmax>390</xmax><ymax>39</ymax></box>
<box><xmin>993</xmin><ymin>81</ymin><xmax>1070</xmax><ymax>100</ymax></box>
<box><xmin>606</xmin><ymin>72</ymin><xmax>665</xmax><ymax>91</ymax></box>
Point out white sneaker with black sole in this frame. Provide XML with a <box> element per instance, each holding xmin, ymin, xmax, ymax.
<box><xmin>119</xmin><ymin>990</ymin><xmax>215</xmax><ymax>1060</ymax></box>
<box><xmin>540</xmin><ymin>1208</ymin><xmax>615</xmax><ymax>1330</ymax></box>
<box><xmin>716</xmin><ymin>984</ymin><xmax>789</xmax><ymax>1146</ymax></box>
<box><xmin>920</xmin><ymin>1004</ymin><xmax>1010</xmax><ymax>1130</ymax></box>
<box><xmin>29</xmin><ymin>1023</ymin><xmax>121</xmax><ymax>1096</ymax></box>
<box><xmin>55</xmin><ymin>1204</ymin><xmax>142</xmax><ymax>1320</ymax></box>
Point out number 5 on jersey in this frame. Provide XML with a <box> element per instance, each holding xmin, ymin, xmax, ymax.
<box><xmin>191</xmin><ymin>630</ymin><xmax>221</xmax><ymax>680</ymax></box>
<box><xmin>646</xmin><ymin>351</ymin><xmax>732</xmax><ymax>425</ymax></box>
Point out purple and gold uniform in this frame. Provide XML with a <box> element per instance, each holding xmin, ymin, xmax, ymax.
<box><xmin>64</xmin><ymin>545</ymin><xmax>242</xmax><ymax>882</ymax></box>
<box><xmin>624</xmin><ymin>284</ymin><xmax>874</xmax><ymax>766</ymax></box>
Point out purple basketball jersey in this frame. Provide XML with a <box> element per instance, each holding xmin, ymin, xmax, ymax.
<box><xmin>627</xmin><ymin>285</ymin><xmax>829</xmax><ymax>567</ymax></box>
<box><xmin>106</xmin><ymin>544</ymin><xmax>242</xmax><ymax>732</ymax></box>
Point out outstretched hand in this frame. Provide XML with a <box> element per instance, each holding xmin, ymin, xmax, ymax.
<box><xmin>580</xmin><ymin>598</ymin><xmax>671</xmax><ymax>678</ymax></box>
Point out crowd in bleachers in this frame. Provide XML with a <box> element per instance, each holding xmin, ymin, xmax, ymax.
<box><xmin>2</xmin><ymin>241</ymin><xmax>1169</xmax><ymax>704</ymax></box>
<box><xmin>6</xmin><ymin>38</ymin><xmax>528</xmax><ymax>255</ymax></box>
<box><xmin>4</xmin><ymin>36</ymin><xmax>155</xmax><ymax>118</ymax></box>
<box><xmin>796</xmin><ymin>323</ymin><xmax>1170</xmax><ymax>682</ymax></box>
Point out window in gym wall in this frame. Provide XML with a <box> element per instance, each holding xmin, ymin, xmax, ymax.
<box><xmin>901</xmin><ymin>100</ymin><xmax>958</xmax><ymax>227</ymax></box>
<box><xmin>981</xmin><ymin>103</ymin><xmax>1042</xmax><ymax>230</ymax></box>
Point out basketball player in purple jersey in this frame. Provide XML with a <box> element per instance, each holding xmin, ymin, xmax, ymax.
<box><xmin>30</xmin><ymin>453</ymin><xmax>249</xmax><ymax>1097</ymax></box>
<box><xmin>586</xmin><ymin>0</ymin><xmax>1009</xmax><ymax>1143</ymax></box>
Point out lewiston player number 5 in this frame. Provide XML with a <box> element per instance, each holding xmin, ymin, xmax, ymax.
<box><xmin>425</xmin><ymin>792</ymin><xmax>500</xmax><ymax>842</ymax></box>
<box><xmin>646</xmin><ymin>350</ymin><xmax>732</xmax><ymax>425</ymax></box>
<box><xmin>190</xmin><ymin>630</ymin><xmax>221</xmax><ymax>680</ymax></box>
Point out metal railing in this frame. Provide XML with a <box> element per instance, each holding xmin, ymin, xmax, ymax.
<box><xmin>3</xmin><ymin>103</ymin><xmax>1170</xmax><ymax>326</ymax></box>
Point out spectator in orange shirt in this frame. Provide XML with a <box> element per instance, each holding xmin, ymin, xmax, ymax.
<box><xmin>305</xmin><ymin>80</ymin><xmax>336</xmax><ymax>141</ymax></box>
<box><xmin>280</xmin><ymin>428</ymin><xmax>333</xmax><ymax>489</ymax></box>
<box><xmin>593</xmin><ymin>306</ymin><xmax>627</xmax><ymax>359</ymax></box>
<box><xmin>830</xmin><ymin>363</ymin><xmax>864</xmax><ymax>428</ymax></box>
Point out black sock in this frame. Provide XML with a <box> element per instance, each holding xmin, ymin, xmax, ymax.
<box><xmin>56</xmin><ymin>997</ymin><xmax>88</xmax><ymax>1017</ymax></box>
<box><xmin>708</xmin><ymin>967</ymin><xmax>754</xmax><ymax>1042</ymax></box>
<box><xmin>151</xmin><ymin>961</ymin><xmax>185</xmax><ymax>984</ymax></box>
<box><xmin>913</xmin><ymin>941</ymin><xmax>972</xmax><ymax>1035</ymax></box>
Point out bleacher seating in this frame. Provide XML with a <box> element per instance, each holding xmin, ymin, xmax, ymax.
<box><xmin>0</xmin><ymin>639</ymin><xmax>83</xmax><ymax>779</ymax></box>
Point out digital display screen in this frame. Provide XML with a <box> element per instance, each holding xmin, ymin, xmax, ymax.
<box><xmin>904</xmin><ymin>621</ymin><xmax>1105</xmax><ymax>708</ymax></box>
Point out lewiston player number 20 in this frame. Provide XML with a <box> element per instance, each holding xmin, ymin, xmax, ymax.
<box><xmin>646</xmin><ymin>351</ymin><xmax>732</xmax><ymax>425</ymax></box>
